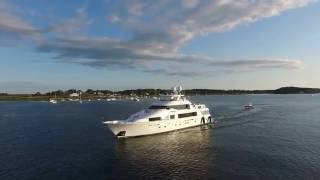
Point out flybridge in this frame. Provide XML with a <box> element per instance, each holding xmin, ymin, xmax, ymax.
<box><xmin>159</xmin><ymin>85</ymin><xmax>185</xmax><ymax>101</ymax></box>
<box><xmin>159</xmin><ymin>95</ymin><xmax>186</xmax><ymax>101</ymax></box>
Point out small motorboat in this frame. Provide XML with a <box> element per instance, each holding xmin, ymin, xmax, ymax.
<box><xmin>49</xmin><ymin>94</ymin><xmax>58</xmax><ymax>104</ymax></box>
<box><xmin>49</xmin><ymin>99</ymin><xmax>58</xmax><ymax>104</ymax></box>
<box><xmin>244</xmin><ymin>103</ymin><xmax>253</xmax><ymax>110</ymax></box>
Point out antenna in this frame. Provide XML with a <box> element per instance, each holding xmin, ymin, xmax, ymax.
<box><xmin>172</xmin><ymin>86</ymin><xmax>177</xmax><ymax>94</ymax></box>
<box><xmin>177</xmin><ymin>85</ymin><xmax>182</xmax><ymax>93</ymax></box>
<box><xmin>172</xmin><ymin>85</ymin><xmax>183</xmax><ymax>95</ymax></box>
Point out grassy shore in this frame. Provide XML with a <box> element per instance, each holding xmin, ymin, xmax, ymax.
<box><xmin>0</xmin><ymin>95</ymin><xmax>99</xmax><ymax>101</ymax></box>
<box><xmin>0</xmin><ymin>95</ymin><xmax>51</xmax><ymax>101</ymax></box>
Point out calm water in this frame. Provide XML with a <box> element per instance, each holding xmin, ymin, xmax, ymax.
<box><xmin>1</xmin><ymin>95</ymin><xmax>320</xmax><ymax>180</ymax></box>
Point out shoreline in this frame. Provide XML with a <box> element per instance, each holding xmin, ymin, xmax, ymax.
<box><xmin>1</xmin><ymin>87</ymin><xmax>320</xmax><ymax>101</ymax></box>
<box><xmin>0</xmin><ymin>93</ymin><xmax>319</xmax><ymax>101</ymax></box>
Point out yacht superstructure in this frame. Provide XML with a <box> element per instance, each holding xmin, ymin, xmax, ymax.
<box><xmin>103</xmin><ymin>86</ymin><xmax>213</xmax><ymax>138</ymax></box>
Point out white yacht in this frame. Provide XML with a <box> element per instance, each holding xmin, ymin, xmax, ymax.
<box><xmin>103</xmin><ymin>86</ymin><xmax>213</xmax><ymax>138</ymax></box>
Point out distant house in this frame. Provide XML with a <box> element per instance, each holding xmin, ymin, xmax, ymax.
<box><xmin>69</xmin><ymin>93</ymin><xmax>79</xmax><ymax>97</ymax></box>
<box><xmin>97</xmin><ymin>92</ymin><xmax>104</xmax><ymax>96</ymax></box>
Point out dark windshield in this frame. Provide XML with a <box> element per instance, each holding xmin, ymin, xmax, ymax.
<box><xmin>149</xmin><ymin>105</ymin><xmax>169</xmax><ymax>109</ymax></box>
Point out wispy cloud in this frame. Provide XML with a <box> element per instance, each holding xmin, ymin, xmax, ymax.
<box><xmin>36</xmin><ymin>36</ymin><xmax>304</xmax><ymax>76</ymax></box>
<box><xmin>0</xmin><ymin>2</ymin><xmax>91</xmax><ymax>42</ymax></box>
<box><xmin>0</xmin><ymin>2</ymin><xmax>41</xmax><ymax>38</ymax></box>
<box><xmin>45</xmin><ymin>8</ymin><xmax>92</xmax><ymax>33</ymax></box>
<box><xmin>1</xmin><ymin>0</ymin><xmax>314</xmax><ymax>76</ymax></box>
<box><xmin>106</xmin><ymin>0</ymin><xmax>315</xmax><ymax>53</ymax></box>
<box><xmin>205</xmin><ymin>59</ymin><xmax>303</xmax><ymax>69</ymax></box>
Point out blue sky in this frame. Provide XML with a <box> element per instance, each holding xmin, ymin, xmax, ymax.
<box><xmin>0</xmin><ymin>0</ymin><xmax>320</xmax><ymax>93</ymax></box>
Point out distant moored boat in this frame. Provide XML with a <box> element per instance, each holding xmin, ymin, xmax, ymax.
<box><xmin>49</xmin><ymin>94</ymin><xmax>58</xmax><ymax>104</ymax></box>
<box><xmin>49</xmin><ymin>99</ymin><xmax>57</xmax><ymax>104</ymax></box>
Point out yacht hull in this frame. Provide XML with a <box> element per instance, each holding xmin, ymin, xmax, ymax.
<box><xmin>104</xmin><ymin>116</ymin><xmax>212</xmax><ymax>138</ymax></box>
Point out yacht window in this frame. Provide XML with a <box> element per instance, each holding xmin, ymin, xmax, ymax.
<box><xmin>149</xmin><ymin>105</ymin><xmax>169</xmax><ymax>109</ymax></box>
<box><xmin>178</xmin><ymin>112</ymin><xmax>197</xmax><ymax>118</ymax></box>
<box><xmin>149</xmin><ymin>104</ymin><xmax>191</xmax><ymax>110</ymax></box>
<box><xmin>170</xmin><ymin>104</ymin><xmax>190</xmax><ymax>110</ymax></box>
<box><xmin>170</xmin><ymin>115</ymin><xmax>175</xmax><ymax>119</ymax></box>
<box><xmin>149</xmin><ymin>117</ymin><xmax>161</xmax><ymax>121</ymax></box>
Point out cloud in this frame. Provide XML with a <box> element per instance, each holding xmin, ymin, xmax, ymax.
<box><xmin>142</xmin><ymin>58</ymin><xmax>303</xmax><ymax>76</ymax></box>
<box><xmin>207</xmin><ymin>59</ymin><xmax>303</xmax><ymax>69</ymax></box>
<box><xmin>1</xmin><ymin>0</ymin><xmax>314</xmax><ymax>76</ymax></box>
<box><xmin>108</xmin><ymin>0</ymin><xmax>316</xmax><ymax>53</ymax></box>
<box><xmin>45</xmin><ymin>8</ymin><xmax>93</xmax><ymax>33</ymax></box>
<box><xmin>0</xmin><ymin>2</ymin><xmax>41</xmax><ymax>38</ymax></box>
<box><xmin>108</xmin><ymin>14</ymin><xmax>121</xmax><ymax>23</ymax></box>
<box><xmin>0</xmin><ymin>3</ymin><xmax>91</xmax><ymax>43</ymax></box>
<box><xmin>36</xmin><ymin>36</ymin><xmax>303</xmax><ymax>76</ymax></box>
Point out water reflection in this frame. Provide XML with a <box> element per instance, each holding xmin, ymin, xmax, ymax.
<box><xmin>114</xmin><ymin>126</ymin><xmax>216</xmax><ymax>179</ymax></box>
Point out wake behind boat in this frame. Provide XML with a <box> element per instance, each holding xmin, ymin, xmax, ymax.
<box><xmin>103</xmin><ymin>86</ymin><xmax>213</xmax><ymax>138</ymax></box>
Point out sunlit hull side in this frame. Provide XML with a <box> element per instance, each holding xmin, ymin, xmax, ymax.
<box><xmin>104</xmin><ymin>116</ymin><xmax>213</xmax><ymax>138</ymax></box>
